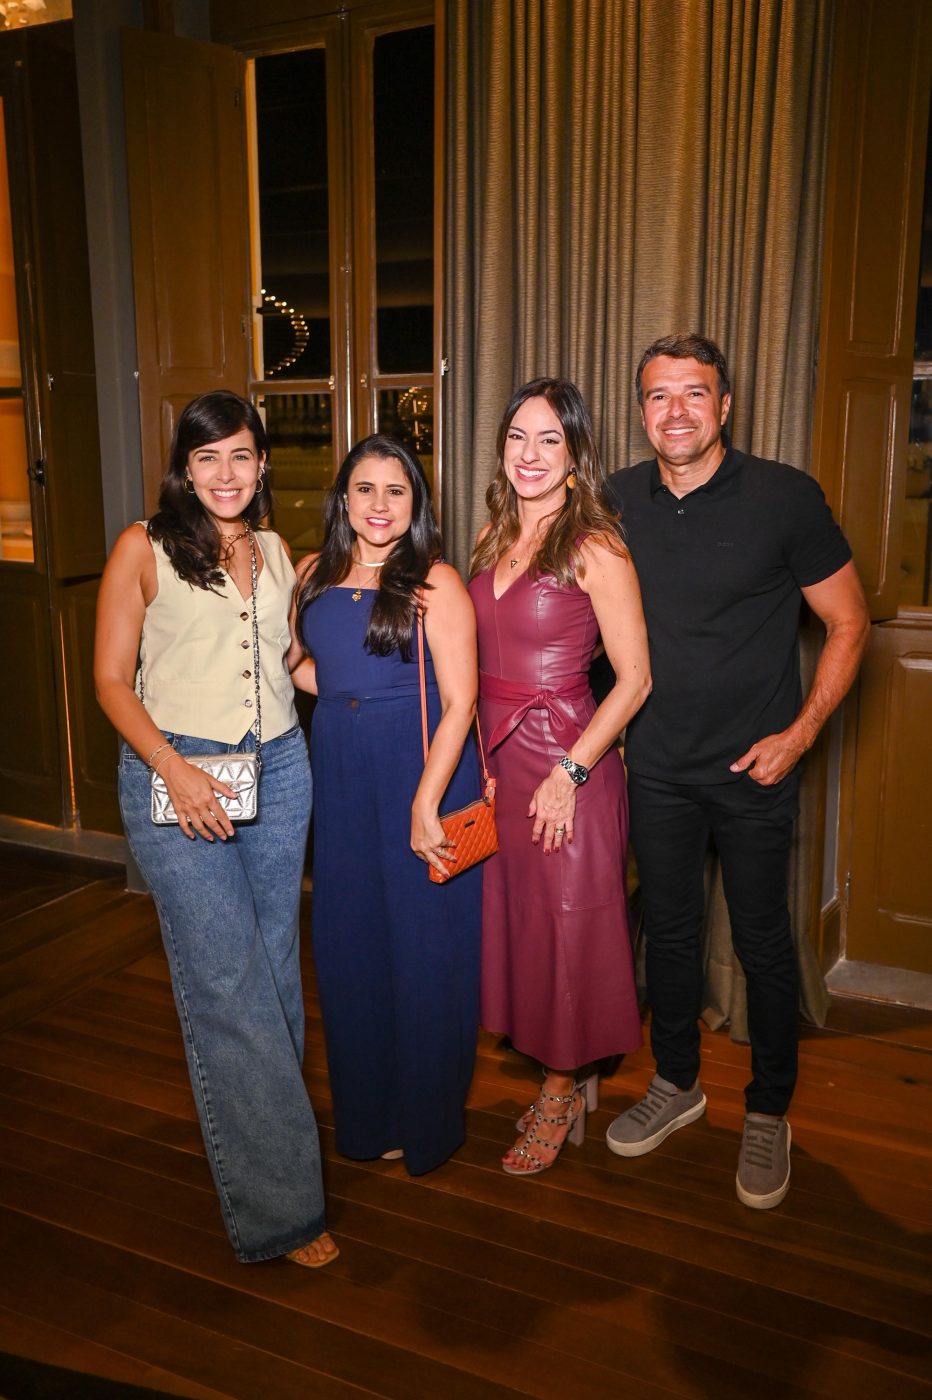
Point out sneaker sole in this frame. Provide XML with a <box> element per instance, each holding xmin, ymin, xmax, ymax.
<box><xmin>605</xmin><ymin>1094</ymin><xmax>707</xmax><ymax>1158</ymax></box>
<box><xmin>735</xmin><ymin>1122</ymin><xmax>792</xmax><ymax>1209</ymax></box>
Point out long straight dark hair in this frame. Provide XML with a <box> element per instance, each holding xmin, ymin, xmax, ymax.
<box><xmin>148</xmin><ymin>391</ymin><xmax>272</xmax><ymax>590</ymax></box>
<box><xmin>297</xmin><ymin>434</ymin><xmax>441</xmax><ymax>660</ymax></box>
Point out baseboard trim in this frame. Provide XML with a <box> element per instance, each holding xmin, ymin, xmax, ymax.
<box><xmin>0</xmin><ymin>816</ymin><xmax>126</xmax><ymax>867</ymax></box>
<box><xmin>826</xmin><ymin>958</ymin><xmax>932</xmax><ymax>1011</ymax></box>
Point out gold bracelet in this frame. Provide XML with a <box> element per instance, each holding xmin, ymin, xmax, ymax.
<box><xmin>152</xmin><ymin>749</ymin><xmax>180</xmax><ymax>779</ymax></box>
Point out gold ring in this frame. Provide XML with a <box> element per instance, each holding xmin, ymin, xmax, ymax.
<box><xmin>555</xmin><ymin>826</ymin><xmax>566</xmax><ymax>834</ymax></box>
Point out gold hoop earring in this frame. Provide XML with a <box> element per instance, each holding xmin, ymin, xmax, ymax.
<box><xmin>183</xmin><ymin>476</ymin><xmax>195</xmax><ymax>494</ymax></box>
<box><xmin>256</xmin><ymin>471</ymin><xmax>266</xmax><ymax>490</ymax></box>
<box><xmin>566</xmin><ymin>471</ymin><xmax>577</xmax><ymax>491</ymax></box>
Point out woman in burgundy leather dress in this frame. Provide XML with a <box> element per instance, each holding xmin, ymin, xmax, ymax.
<box><xmin>468</xmin><ymin>378</ymin><xmax>651</xmax><ymax>1176</ymax></box>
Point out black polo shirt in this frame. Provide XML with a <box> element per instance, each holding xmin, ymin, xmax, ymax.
<box><xmin>604</xmin><ymin>446</ymin><xmax>852</xmax><ymax>784</ymax></box>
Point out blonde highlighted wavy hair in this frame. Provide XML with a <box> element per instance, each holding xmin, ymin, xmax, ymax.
<box><xmin>469</xmin><ymin>377</ymin><xmax>626</xmax><ymax>586</ymax></box>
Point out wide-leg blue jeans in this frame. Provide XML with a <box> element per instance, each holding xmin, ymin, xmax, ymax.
<box><xmin>119</xmin><ymin>723</ymin><xmax>326</xmax><ymax>1262</ymax></box>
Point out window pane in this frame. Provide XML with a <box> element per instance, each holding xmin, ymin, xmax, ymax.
<box><xmin>377</xmin><ymin>385</ymin><xmax>434</xmax><ymax>488</ymax></box>
<box><xmin>264</xmin><ymin>393</ymin><xmax>334</xmax><ymax>558</ymax></box>
<box><xmin>0</xmin><ymin>98</ymin><xmax>32</xmax><ymax>564</ymax></box>
<box><xmin>373</xmin><ymin>27</ymin><xmax>434</xmax><ymax>375</ymax></box>
<box><xmin>254</xmin><ymin>50</ymin><xmax>330</xmax><ymax>381</ymax></box>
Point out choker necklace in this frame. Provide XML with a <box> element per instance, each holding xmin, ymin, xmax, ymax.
<box><xmin>350</xmin><ymin>558</ymin><xmax>384</xmax><ymax>602</ymax></box>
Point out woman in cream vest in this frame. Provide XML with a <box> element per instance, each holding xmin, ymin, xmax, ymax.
<box><xmin>94</xmin><ymin>391</ymin><xmax>336</xmax><ymax>1269</ymax></box>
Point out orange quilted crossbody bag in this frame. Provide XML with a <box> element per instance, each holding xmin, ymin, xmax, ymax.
<box><xmin>417</xmin><ymin>606</ymin><xmax>498</xmax><ymax>883</ymax></box>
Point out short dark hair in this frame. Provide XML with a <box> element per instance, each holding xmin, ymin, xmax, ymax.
<box><xmin>635</xmin><ymin>333</ymin><xmax>731</xmax><ymax>404</ymax></box>
<box><xmin>149</xmin><ymin>390</ymin><xmax>272</xmax><ymax>590</ymax></box>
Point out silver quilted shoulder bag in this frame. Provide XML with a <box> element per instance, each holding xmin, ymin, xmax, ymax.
<box><xmin>149</xmin><ymin>527</ymin><xmax>263</xmax><ymax>825</ymax></box>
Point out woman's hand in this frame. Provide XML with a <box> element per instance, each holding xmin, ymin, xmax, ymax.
<box><xmin>158</xmin><ymin>752</ymin><xmax>237</xmax><ymax>842</ymax></box>
<box><xmin>528</xmin><ymin>764</ymin><xmax>577</xmax><ymax>853</ymax></box>
<box><xmin>411</xmin><ymin>801</ymin><xmax>456</xmax><ymax>880</ymax></box>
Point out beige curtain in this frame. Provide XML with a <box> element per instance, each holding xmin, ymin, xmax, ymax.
<box><xmin>444</xmin><ymin>0</ymin><xmax>833</xmax><ymax>1031</ymax></box>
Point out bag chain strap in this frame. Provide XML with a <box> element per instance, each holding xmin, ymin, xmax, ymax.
<box><xmin>246</xmin><ymin>525</ymin><xmax>263</xmax><ymax>771</ymax></box>
<box><xmin>137</xmin><ymin>526</ymin><xmax>263</xmax><ymax>771</ymax></box>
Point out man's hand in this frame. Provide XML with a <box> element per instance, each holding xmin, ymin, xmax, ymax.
<box><xmin>733</xmin><ymin>561</ymin><xmax>870</xmax><ymax>788</ymax></box>
<box><xmin>730</xmin><ymin>729</ymin><xmax>806</xmax><ymax>786</ymax></box>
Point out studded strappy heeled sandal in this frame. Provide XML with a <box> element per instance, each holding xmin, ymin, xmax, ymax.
<box><xmin>514</xmin><ymin>1070</ymin><xmax>599</xmax><ymax>1132</ymax></box>
<box><xmin>502</xmin><ymin>1082</ymin><xmax>589</xmax><ymax>1176</ymax></box>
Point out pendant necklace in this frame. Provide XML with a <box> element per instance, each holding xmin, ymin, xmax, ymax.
<box><xmin>351</xmin><ymin>558</ymin><xmax>384</xmax><ymax>602</ymax></box>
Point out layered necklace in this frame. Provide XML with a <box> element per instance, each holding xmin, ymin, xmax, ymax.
<box><xmin>350</xmin><ymin>557</ymin><xmax>384</xmax><ymax>602</ymax></box>
<box><xmin>219</xmin><ymin>525</ymin><xmax>249</xmax><ymax>570</ymax></box>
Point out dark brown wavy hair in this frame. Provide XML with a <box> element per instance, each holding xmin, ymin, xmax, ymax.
<box><xmin>148</xmin><ymin>391</ymin><xmax>272</xmax><ymax>590</ymax></box>
<box><xmin>296</xmin><ymin>434</ymin><xmax>441</xmax><ymax>661</ymax></box>
<box><xmin>469</xmin><ymin>377</ymin><xmax>626</xmax><ymax>586</ymax></box>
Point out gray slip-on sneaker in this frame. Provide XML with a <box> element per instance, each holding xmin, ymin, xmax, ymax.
<box><xmin>605</xmin><ymin>1074</ymin><xmax>706</xmax><ymax>1157</ymax></box>
<box><xmin>736</xmin><ymin>1113</ymin><xmax>791</xmax><ymax>1209</ymax></box>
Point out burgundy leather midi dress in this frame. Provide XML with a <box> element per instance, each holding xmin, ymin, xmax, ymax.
<box><xmin>469</xmin><ymin>564</ymin><xmax>642</xmax><ymax>1069</ymax></box>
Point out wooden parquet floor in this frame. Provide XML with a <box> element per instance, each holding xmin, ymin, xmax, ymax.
<box><xmin>0</xmin><ymin>850</ymin><xmax>930</xmax><ymax>1399</ymax></box>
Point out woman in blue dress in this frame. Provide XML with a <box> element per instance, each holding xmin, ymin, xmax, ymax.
<box><xmin>296</xmin><ymin>434</ymin><xmax>482</xmax><ymax>1174</ymax></box>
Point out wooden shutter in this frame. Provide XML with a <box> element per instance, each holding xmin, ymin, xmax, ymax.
<box><xmin>122</xmin><ymin>29</ymin><xmax>250</xmax><ymax>512</ymax></box>
<box><xmin>27</xmin><ymin>24</ymin><xmax>106</xmax><ymax>582</ymax></box>
<box><xmin>810</xmin><ymin>0</ymin><xmax>932</xmax><ymax>620</ymax></box>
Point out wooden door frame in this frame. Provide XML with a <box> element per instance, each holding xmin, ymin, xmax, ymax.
<box><xmin>808</xmin><ymin>0</ymin><xmax>932</xmax><ymax>974</ymax></box>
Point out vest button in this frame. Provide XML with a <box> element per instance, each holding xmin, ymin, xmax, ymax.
<box><xmin>242</xmin><ymin>669</ymin><xmax>251</xmax><ymax>679</ymax></box>
<box><xmin>240</xmin><ymin>611</ymin><xmax>249</xmax><ymax>621</ymax></box>
<box><xmin>241</xmin><ymin>639</ymin><xmax>249</xmax><ymax>649</ymax></box>
<box><xmin>244</xmin><ymin>699</ymin><xmax>253</xmax><ymax>708</ymax></box>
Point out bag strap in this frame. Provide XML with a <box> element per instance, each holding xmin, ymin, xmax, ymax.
<box><xmin>416</xmin><ymin>597</ymin><xmax>489</xmax><ymax>776</ymax></box>
<box><xmin>245</xmin><ymin>525</ymin><xmax>263</xmax><ymax>770</ymax></box>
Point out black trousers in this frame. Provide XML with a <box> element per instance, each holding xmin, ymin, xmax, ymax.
<box><xmin>627</xmin><ymin>770</ymin><xmax>800</xmax><ymax>1117</ymax></box>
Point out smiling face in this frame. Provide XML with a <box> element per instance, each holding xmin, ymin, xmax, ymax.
<box><xmin>344</xmin><ymin>454</ymin><xmax>414</xmax><ymax>558</ymax></box>
<box><xmin>639</xmin><ymin>355</ymin><xmax>731</xmax><ymax>481</ymax></box>
<box><xmin>185</xmin><ymin>428</ymin><xmax>264</xmax><ymax>528</ymax></box>
<box><xmin>502</xmin><ymin>396</ymin><xmax>575</xmax><ymax>508</ymax></box>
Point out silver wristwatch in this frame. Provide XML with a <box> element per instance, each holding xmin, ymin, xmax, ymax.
<box><xmin>559</xmin><ymin>755</ymin><xmax>589</xmax><ymax>785</ymax></box>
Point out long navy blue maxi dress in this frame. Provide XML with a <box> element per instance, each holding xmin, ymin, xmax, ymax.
<box><xmin>302</xmin><ymin>587</ymin><xmax>482</xmax><ymax>1174</ymax></box>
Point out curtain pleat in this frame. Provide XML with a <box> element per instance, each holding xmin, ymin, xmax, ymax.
<box><xmin>444</xmin><ymin>0</ymin><xmax>835</xmax><ymax>1031</ymax></box>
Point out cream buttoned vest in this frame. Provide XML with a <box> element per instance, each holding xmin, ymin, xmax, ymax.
<box><xmin>138</xmin><ymin>528</ymin><xmax>299</xmax><ymax>744</ymax></box>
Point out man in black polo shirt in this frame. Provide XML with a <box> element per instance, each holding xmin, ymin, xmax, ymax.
<box><xmin>603</xmin><ymin>332</ymin><xmax>869</xmax><ymax>1208</ymax></box>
